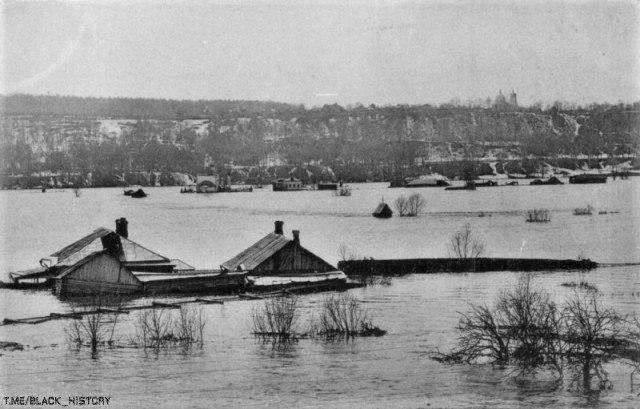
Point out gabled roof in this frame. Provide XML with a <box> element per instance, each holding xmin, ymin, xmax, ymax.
<box><xmin>221</xmin><ymin>233</ymin><xmax>289</xmax><ymax>271</ymax></box>
<box><xmin>373</xmin><ymin>202</ymin><xmax>392</xmax><ymax>214</ymax></box>
<box><xmin>51</xmin><ymin>228</ymin><xmax>111</xmax><ymax>260</ymax></box>
<box><xmin>51</xmin><ymin>228</ymin><xmax>169</xmax><ymax>266</ymax></box>
<box><xmin>120</xmin><ymin>237</ymin><xmax>169</xmax><ymax>263</ymax></box>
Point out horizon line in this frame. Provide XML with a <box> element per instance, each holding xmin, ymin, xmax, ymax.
<box><xmin>2</xmin><ymin>91</ymin><xmax>639</xmax><ymax>110</ymax></box>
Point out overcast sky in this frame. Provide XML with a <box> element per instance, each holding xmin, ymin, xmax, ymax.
<box><xmin>2</xmin><ymin>0</ymin><xmax>639</xmax><ymax>107</ymax></box>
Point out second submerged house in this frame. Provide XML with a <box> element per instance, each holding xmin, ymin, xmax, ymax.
<box><xmin>221</xmin><ymin>221</ymin><xmax>350</xmax><ymax>292</ymax></box>
<box><xmin>221</xmin><ymin>221</ymin><xmax>334</xmax><ymax>275</ymax></box>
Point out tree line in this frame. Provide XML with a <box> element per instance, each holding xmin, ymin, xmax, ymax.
<box><xmin>1</xmin><ymin>94</ymin><xmax>639</xmax><ymax>184</ymax></box>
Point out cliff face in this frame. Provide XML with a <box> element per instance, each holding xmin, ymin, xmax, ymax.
<box><xmin>1</xmin><ymin>95</ymin><xmax>638</xmax><ymax>178</ymax></box>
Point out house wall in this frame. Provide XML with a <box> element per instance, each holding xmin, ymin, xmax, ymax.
<box><xmin>56</xmin><ymin>253</ymin><xmax>141</xmax><ymax>296</ymax></box>
<box><xmin>142</xmin><ymin>273</ymin><xmax>245</xmax><ymax>295</ymax></box>
<box><xmin>253</xmin><ymin>243</ymin><xmax>334</xmax><ymax>275</ymax></box>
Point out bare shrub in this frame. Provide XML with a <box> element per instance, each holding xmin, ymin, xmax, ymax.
<box><xmin>252</xmin><ymin>296</ymin><xmax>299</xmax><ymax>339</ymax></box>
<box><xmin>526</xmin><ymin>209</ymin><xmax>550</xmax><ymax>222</ymax></box>
<box><xmin>449</xmin><ymin>223</ymin><xmax>485</xmax><ymax>259</ymax></box>
<box><xmin>406</xmin><ymin>193</ymin><xmax>426</xmax><ymax>215</ymax></box>
<box><xmin>134</xmin><ymin>305</ymin><xmax>206</xmax><ymax>349</ymax></box>
<box><xmin>315</xmin><ymin>294</ymin><xmax>385</xmax><ymax>337</ymax></box>
<box><xmin>174</xmin><ymin>306</ymin><xmax>206</xmax><ymax>348</ymax></box>
<box><xmin>135</xmin><ymin>307</ymin><xmax>173</xmax><ymax>348</ymax></box>
<box><xmin>65</xmin><ymin>294</ymin><xmax>123</xmax><ymax>355</ymax></box>
<box><xmin>394</xmin><ymin>195</ymin><xmax>408</xmax><ymax>216</ymax></box>
<box><xmin>395</xmin><ymin>193</ymin><xmax>425</xmax><ymax>217</ymax></box>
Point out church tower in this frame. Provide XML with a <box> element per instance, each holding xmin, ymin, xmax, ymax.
<box><xmin>509</xmin><ymin>90</ymin><xmax>518</xmax><ymax>108</ymax></box>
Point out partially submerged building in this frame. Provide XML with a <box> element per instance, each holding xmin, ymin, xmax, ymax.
<box><xmin>51</xmin><ymin>218</ymin><xmax>204</xmax><ymax>296</ymax></box>
<box><xmin>221</xmin><ymin>221</ymin><xmax>335</xmax><ymax>275</ymax></box>
<box><xmin>221</xmin><ymin>221</ymin><xmax>349</xmax><ymax>291</ymax></box>
<box><xmin>372</xmin><ymin>202</ymin><xmax>393</xmax><ymax>218</ymax></box>
<box><xmin>9</xmin><ymin>219</ymin><xmax>352</xmax><ymax>297</ymax></box>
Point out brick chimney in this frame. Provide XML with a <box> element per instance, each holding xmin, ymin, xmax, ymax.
<box><xmin>274</xmin><ymin>220</ymin><xmax>284</xmax><ymax>235</ymax></box>
<box><xmin>292</xmin><ymin>230</ymin><xmax>300</xmax><ymax>244</ymax></box>
<box><xmin>115</xmin><ymin>218</ymin><xmax>128</xmax><ymax>238</ymax></box>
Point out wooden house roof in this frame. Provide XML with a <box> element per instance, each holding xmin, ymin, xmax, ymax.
<box><xmin>221</xmin><ymin>233</ymin><xmax>290</xmax><ymax>271</ymax></box>
<box><xmin>51</xmin><ymin>228</ymin><xmax>170</xmax><ymax>267</ymax></box>
<box><xmin>51</xmin><ymin>228</ymin><xmax>111</xmax><ymax>260</ymax></box>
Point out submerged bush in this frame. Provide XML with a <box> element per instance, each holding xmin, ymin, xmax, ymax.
<box><xmin>434</xmin><ymin>274</ymin><xmax>634</xmax><ymax>391</ymax></box>
<box><xmin>449</xmin><ymin>223</ymin><xmax>485</xmax><ymax>259</ymax></box>
<box><xmin>250</xmin><ymin>294</ymin><xmax>386</xmax><ymax>341</ymax></box>
<box><xmin>252</xmin><ymin>296</ymin><xmax>299</xmax><ymax>339</ymax></box>
<box><xmin>65</xmin><ymin>294</ymin><xmax>124</xmax><ymax>355</ymax></box>
<box><xmin>314</xmin><ymin>294</ymin><xmax>386</xmax><ymax>337</ymax></box>
<box><xmin>134</xmin><ymin>305</ymin><xmax>206</xmax><ymax>349</ymax></box>
<box><xmin>395</xmin><ymin>193</ymin><xmax>425</xmax><ymax>217</ymax></box>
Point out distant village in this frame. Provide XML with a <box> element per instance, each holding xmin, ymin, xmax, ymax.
<box><xmin>1</xmin><ymin>93</ymin><xmax>638</xmax><ymax>188</ymax></box>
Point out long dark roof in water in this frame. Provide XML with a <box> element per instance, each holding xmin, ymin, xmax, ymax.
<box><xmin>221</xmin><ymin>233</ymin><xmax>290</xmax><ymax>271</ymax></box>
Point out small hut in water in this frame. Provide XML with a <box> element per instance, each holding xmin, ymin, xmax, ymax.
<box><xmin>372</xmin><ymin>202</ymin><xmax>393</xmax><ymax>218</ymax></box>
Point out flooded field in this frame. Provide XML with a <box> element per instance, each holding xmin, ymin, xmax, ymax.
<box><xmin>1</xmin><ymin>180</ymin><xmax>639</xmax><ymax>408</ymax></box>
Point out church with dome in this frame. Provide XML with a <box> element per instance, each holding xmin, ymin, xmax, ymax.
<box><xmin>493</xmin><ymin>90</ymin><xmax>518</xmax><ymax>110</ymax></box>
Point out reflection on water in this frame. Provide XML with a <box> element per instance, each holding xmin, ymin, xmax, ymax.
<box><xmin>0</xmin><ymin>182</ymin><xmax>639</xmax><ymax>407</ymax></box>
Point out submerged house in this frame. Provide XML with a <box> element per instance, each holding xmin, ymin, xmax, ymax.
<box><xmin>221</xmin><ymin>221</ymin><xmax>334</xmax><ymax>275</ymax></box>
<box><xmin>51</xmin><ymin>218</ymin><xmax>201</xmax><ymax>296</ymax></box>
<box><xmin>372</xmin><ymin>202</ymin><xmax>393</xmax><ymax>218</ymax></box>
<box><xmin>221</xmin><ymin>221</ymin><xmax>348</xmax><ymax>291</ymax></box>
<box><xmin>272</xmin><ymin>178</ymin><xmax>304</xmax><ymax>191</ymax></box>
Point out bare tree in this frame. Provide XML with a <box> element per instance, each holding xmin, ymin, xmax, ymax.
<box><xmin>497</xmin><ymin>274</ymin><xmax>564</xmax><ymax>373</ymax></box>
<box><xmin>449</xmin><ymin>304</ymin><xmax>510</xmax><ymax>364</ymax></box>
<box><xmin>449</xmin><ymin>223</ymin><xmax>486</xmax><ymax>259</ymax></box>
<box><xmin>395</xmin><ymin>193</ymin><xmax>425</xmax><ymax>217</ymax></box>
<box><xmin>436</xmin><ymin>275</ymin><xmax>633</xmax><ymax>390</ymax></box>
<box><xmin>563</xmin><ymin>292</ymin><xmax>623</xmax><ymax>391</ymax></box>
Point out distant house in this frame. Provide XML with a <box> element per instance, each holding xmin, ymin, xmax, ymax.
<box><xmin>195</xmin><ymin>174</ymin><xmax>220</xmax><ymax>193</ymax></box>
<box><xmin>52</xmin><ymin>218</ymin><xmax>194</xmax><ymax>296</ymax></box>
<box><xmin>372</xmin><ymin>202</ymin><xmax>393</xmax><ymax>218</ymax></box>
<box><xmin>272</xmin><ymin>178</ymin><xmax>304</xmax><ymax>191</ymax></box>
<box><xmin>221</xmin><ymin>221</ymin><xmax>335</xmax><ymax>276</ymax></box>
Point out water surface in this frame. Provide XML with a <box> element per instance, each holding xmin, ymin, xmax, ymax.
<box><xmin>0</xmin><ymin>181</ymin><xmax>639</xmax><ymax>408</ymax></box>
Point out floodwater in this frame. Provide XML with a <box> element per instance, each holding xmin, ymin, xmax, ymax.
<box><xmin>0</xmin><ymin>180</ymin><xmax>639</xmax><ymax>408</ymax></box>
